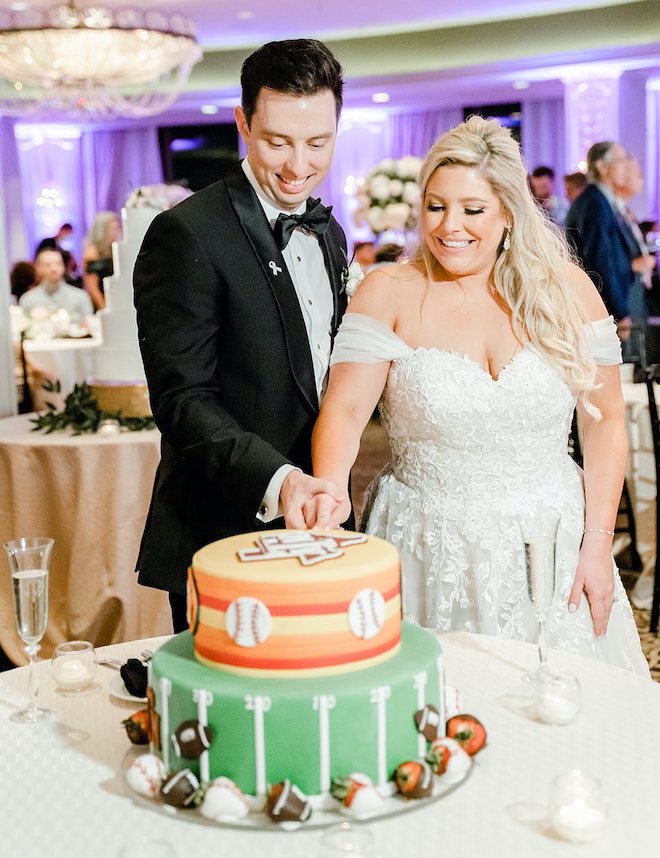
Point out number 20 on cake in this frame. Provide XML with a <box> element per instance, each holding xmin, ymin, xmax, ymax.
<box><xmin>146</xmin><ymin>530</ymin><xmax>449</xmax><ymax>818</ymax></box>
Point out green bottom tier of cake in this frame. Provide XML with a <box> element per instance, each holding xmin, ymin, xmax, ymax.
<box><xmin>150</xmin><ymin>623</ymin><xmax>443</xmax><ymax>799</ymax></box>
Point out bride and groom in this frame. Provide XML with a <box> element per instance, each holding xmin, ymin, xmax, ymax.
<box><xmin>134</xmin><ymin>38</ymin><xmax>648</xmax><ymax>677</ymax></box>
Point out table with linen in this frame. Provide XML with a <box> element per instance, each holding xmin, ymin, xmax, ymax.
<box><xmin>21</xmin><ymin>335</ymin><xmax>102</xmax><ymax>410</ymax></box>
<box><xmin>1</xmin><ymin>632</ymin><xmax>658</xmax><ymax>858</ymax></box>
<box><xmin>0</xmin><ymin>413</ymin><xmax>170</xmax><ymax>666</ymax></box>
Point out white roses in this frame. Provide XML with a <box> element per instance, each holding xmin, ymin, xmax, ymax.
<box><xmin>125</xmin><ymin>183</ymin><xmax>193</xmax><ymax>211</ymax></box>
<box><xmin>353</xmin><ymin>156</ymin><xmax>423</xmax><ymax>237</ymax></box>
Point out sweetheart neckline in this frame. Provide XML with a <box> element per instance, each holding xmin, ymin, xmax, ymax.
<box><xmin>398</xmin><ymin>343</ymin><xmax>533</xmax><ymax>383</ymax></box>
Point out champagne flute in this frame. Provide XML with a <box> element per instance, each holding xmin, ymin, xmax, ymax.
<box><xmin>4</xmin><ymin>537</ymin><xmax>54</xmax><ymax>722</ymax></box>
<box><xmin>517</xmin><ymin>506</ymin><xmax>560</xmax><ymax>684</ymax></box>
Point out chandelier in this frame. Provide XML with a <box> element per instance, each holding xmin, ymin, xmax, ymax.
<box><xmin>0</xmin><ymin>2</ymin><xmax>202</xmax><ymax>120</ymax></box>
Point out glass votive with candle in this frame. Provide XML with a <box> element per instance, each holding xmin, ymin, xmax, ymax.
<box><xmin>51</xmin><ymin>640</ymin><xmax>97</xmax><ymax>691</ymax></box>
<box><xmin>318</xmin><ymin>821</ymin><xmax>377</xmax><ymax>858</ymax></box>
<box><xmin>98</xmin><ymin>418</ymin><xmax>121</xmax><ymax>436</ymax></box>
<box><xmin>534</xmin><ymin>671</ymin><xmax>582</xmax><ymax>725</ymax></box>
<box><xmin>548</xmin><ymin>770</ymin><xmax>607</xmax><ymax>842</ymax></box>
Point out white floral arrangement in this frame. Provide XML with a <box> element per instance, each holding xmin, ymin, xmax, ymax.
<box><xmin>353</xmin><ymin>156</ymin><xmax>424</xmax><ymax>236</ymax></box>
<box><xmin>125</xmin><ymin>183</ymin><xmax>193</xmax><ymax>211</ymax></box>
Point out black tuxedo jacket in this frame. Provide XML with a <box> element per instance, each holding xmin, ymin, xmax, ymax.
<box><xmin>134</xmin><ymin>164</ymin><xmax>348</xmax><ymax>594</ymax></box>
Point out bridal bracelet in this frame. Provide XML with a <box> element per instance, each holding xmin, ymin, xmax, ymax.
<box><xmin>583</xmin><ymin>527</ymin><xmax>615</xmax><ymax>537</ymax></box>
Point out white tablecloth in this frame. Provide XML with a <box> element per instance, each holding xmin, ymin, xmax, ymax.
<box><xmin>0</xmin><ymin>632</ymin><xmax>658</xmax><ymax>858</ymax></box>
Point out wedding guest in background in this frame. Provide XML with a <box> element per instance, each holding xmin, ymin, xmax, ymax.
<box><xmin>61</xmin><ymin>250</ymin><xmax>84</xmax><ymax>289</ymax></box>
<box><xmin>10</xmin><ymin>260</ymin><xmax>39</xmax><ymax>304</ymax></box>
<box><xmin>369</xmin><ymin>242</ymin><xmax>405</xmax><ymax>270</ymax></box>
<box><xmin>82</xmin><ymin>211</ymin><xmax>120</xmax><ymax>311</ymax></box>
<box><xmin>35</xmin><ymin>222</ymin><xmax>73</xmax><ymax>256</ymax></box>
<box><xmin>20</xmin><ymin>248</ymin><xmax>93</xmax><ymax>318</ymax></box>
<box><xmin>352</xmin><ymin>240</ymin><xmax>377</xmax><ymax>272</ymax></box>
<box><xmin>565</xmin><ymin>141</ymin><xmax>639</xmax><ymax>336</ymax></box>
<box><xmin>612</xmin><ymin>154</ymin><xmax>656</xmax><ymax>321</ymax></box>
<box><xmin>564</xmin><ymin>171</ymin><xmax>588</xmax><ymax>204</ymax></box>
<box><xmin>528</xmin><ymin>165</ymin><xmax>568</xmax><ymax>225</ymax></box>
<box><xmin>304</xmin><ymin>115</ymin><xmax>648</xmax><ymax>675</ymax></box>
<box><xmin>134</xmin><ymin>38</ymin><xmax>349</xmax><ymax>632</ymax></box>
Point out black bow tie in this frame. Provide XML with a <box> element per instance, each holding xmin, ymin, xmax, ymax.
<box><xmin>273</xmin><ymin>197</ymin><xmax>332</xmax><ymax>250</ymax></box>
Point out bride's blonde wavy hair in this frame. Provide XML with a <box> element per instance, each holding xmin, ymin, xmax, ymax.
<box><xmin>411</xmin><ymin>115</ymin><xmax>599</xmax><ymax>415</ymax></box>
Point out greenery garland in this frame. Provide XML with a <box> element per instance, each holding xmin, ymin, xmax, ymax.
<box><xmin>30</xmin><ymin>381</ymin><xmax>155</xmax><ymax>435</ymax></box>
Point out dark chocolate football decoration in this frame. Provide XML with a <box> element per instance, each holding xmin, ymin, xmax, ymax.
<box><xmin>265</xmin><ymin>780</ymin><xmax>312</xmax><ymax>823</ymax></box>
<box><xmin>120</xmin><ymin>658</ymin><xmax>148</xmax><ymax>699</ymax></box>
<box><xmin>414</xmin><ymin>704</ymin><xmax>441</xmax><ymax>743</ymax></box>
<box><xmin>171</xmin><ymin>719</ymin><xmax>214</xmax><ymax>759</ymax></box>
<box><xmin>160</xmin><ymin>769</ymin><xmax>200</xmax><ymax>808</ymax></box>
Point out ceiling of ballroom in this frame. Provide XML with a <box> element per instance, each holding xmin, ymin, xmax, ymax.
<box><xmin>10</xmin><ymin>0</ymin><xmax>660</xmax><ymax>122</ymax></box>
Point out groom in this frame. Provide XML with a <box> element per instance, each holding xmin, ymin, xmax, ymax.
<box><xmin>134</xmin><ymin>39</ymin><xmax>349</xmax><ymax>630</ymax></box>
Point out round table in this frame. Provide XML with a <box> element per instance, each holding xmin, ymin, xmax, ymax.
<box><xmin>0</xmin><ymin>632</ymin><xmax>658</xmax><ymax>858</ymax></box>
<box><xmin>0</xmin><ymin>414</ymin><xmax>171</xmax><ymax>666</ymax></box>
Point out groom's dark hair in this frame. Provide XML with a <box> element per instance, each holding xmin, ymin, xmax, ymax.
<box><xmin>240</xmin><ymin>38</ymin><xmax>343</xmax><ymax>126</ymax></box>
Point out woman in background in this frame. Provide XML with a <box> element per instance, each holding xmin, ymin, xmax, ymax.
<box><xmin>82</xmin><ymin>211</ymin><xmax>120</xmax><ymax>311</ymax></box>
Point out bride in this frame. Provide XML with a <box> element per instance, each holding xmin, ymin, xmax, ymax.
<box><xmin>304</xmin><ymin>116</ymin><xmax>649</xmax><ymax>676</ymax></box>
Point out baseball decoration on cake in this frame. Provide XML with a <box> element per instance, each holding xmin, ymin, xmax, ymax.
<box><xmin>225</xmin><ymin>597</ymin><xmax>272</xmax><ymax>648</ymax></box>
<box><xmin>348</xmin><ymin>588</ymin><xmax>386</xmax><ymax>640</ymax></box>
<box><xmin>125</xmin><ymin>753</ymin><xmax>165</xmax><ymax>797</ymax></box>
<box><xmin>89</xmin><ymin>183</ymin><xmax>192</xmax><ymax>418</ymax></box>
<box><xmin>121</xmin><ymin>529</ymin><xmax>483</xmax><ymax>828</ymax></box>
<box><xmin>199</xmin><ymin>777</ymin><xmax>250</xmax><ymax>821</ymax></box>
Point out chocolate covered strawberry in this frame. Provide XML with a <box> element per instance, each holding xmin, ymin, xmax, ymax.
<box><xmin>446</xmin><ymin>714</ymin><xmax>487</xmax><ymax>756</ymax></box>
<box><xmin>330</xmin><ymin>772</ymin><xmax>384</xmax><ymax>817</ymax></box>
<box><xmin>122</xmin><ymin>710</ymin><xmax>150</xmax><ymax>744</ymax></box>
<box><xmin>394</xmin><ymin>760</ymin><xmax>434</xmax><ymax>799</ymax></box>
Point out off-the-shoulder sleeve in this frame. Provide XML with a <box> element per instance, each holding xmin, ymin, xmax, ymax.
<box><xmin>330</xmin><ymin>313</ymin><xmax>413</xmax><ymax>365</ymax></box>
<box><xmin>583</xmin><ymin>316</ymin><xmax>622</xmax><ymax>366</ymax></box>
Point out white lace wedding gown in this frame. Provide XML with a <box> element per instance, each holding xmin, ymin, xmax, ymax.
<box><xmin>332</xmin><ymin>313</ymin><xmax>649</xmax><ymax>676</ymax></box>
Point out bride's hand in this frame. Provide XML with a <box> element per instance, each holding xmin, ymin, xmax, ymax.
<box><xmin>568</xmin><ymin>532</ymin><xmax>616</xmax><ymax>637</ymax></box>
<box><xmin>302</xmin><ymin>493</ymin><xmax>351</xmax><ymax>530</ymax></box>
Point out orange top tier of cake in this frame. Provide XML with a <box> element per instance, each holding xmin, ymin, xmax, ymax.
<box><xmin>188</xmin><ymin>530</ymin><xmax>402</xmax><ymax>677</ymax></box>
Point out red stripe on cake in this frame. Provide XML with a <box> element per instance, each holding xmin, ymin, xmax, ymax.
<box><xmin>200</xmin><ymin>583</ymin><xmax>400</xmax><ymax>616</ymax></box>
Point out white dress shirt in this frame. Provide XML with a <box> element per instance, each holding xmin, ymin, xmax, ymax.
<box><xmin>241</xmin><ymin>160</ymin><xmax>334</xmax><ymax>520</ymax></box>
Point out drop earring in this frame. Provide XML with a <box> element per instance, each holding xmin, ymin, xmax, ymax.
<box><xmin>503</xmin><ymin>224</ymin><xmax>512</xmax><ymax>251</ymax></box>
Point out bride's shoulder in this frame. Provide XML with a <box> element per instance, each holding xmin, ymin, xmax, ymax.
<box><xmin>349</xmin><ymin>261</ymin><xmax>426</xmax><ymax>314</ymax></box>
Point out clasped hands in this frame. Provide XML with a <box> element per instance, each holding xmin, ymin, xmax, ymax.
<box><xmin>280</xmin><ymin>470</ymin><xmax>350</xmax><ymax>530</ymax></box>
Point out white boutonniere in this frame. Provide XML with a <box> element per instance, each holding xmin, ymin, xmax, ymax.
<box><xmin>341</xmin><ymin>260</ymin><xmax>364</xmax><ymax>299</ymax></box>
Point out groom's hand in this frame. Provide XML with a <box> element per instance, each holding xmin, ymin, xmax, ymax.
<box><xmin>302</xmin><ymin>493</ymin><xmax>351</xmax><ymax>530</ymax></box>
<box><xmin>281</xmin><ymin>470</ymin><xmax>346</xmax><ymax>530</ymax></box>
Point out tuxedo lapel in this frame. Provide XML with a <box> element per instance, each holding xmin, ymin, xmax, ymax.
<box><xmin>224</xmin><ymin>167</ymin><xmax>318</xmax><ymax>415</ymax></box>
<box><xmin>319</xmin><ymin>227</ymin><xmax>348</xmax><ymax>337</ymax></box>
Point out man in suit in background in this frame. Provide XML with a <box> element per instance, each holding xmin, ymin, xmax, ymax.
<box><xmin>134</xmin><ymin>39</ymin><xmax>349</xmax><ymax>630</ymax></box>
<box><xmin>565</xmin><ymin>141</ymin><xmax>638</xmax><ymax>335</ymax></box>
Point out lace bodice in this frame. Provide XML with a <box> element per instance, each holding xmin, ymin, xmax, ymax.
<box><xmin>329</xmin><ymin>313</ymin><xmax>648</xmax><ymax>675</ymax></box>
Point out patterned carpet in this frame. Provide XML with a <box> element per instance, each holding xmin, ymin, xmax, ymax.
<box><xmin>353</xmin><ymin>418</ymin><xmax>660</xmax><ymax>682</ymax></box>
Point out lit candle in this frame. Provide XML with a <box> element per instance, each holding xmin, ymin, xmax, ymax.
<box><xmin>550</xmin><ymin>797</ymin><xmax>606</xmax><ymax>842</ymax></box>
<box><xmin>535</xmin><ymin>672</ymin><xmax>581</xmax><ymax>725</ymax></box>
<box><xmin>98</xmin><ymin>419</ymin><xmax>121</xmax><ymax>436</ymax></box>
<box><xmin>56</xmin><ymin>658</ymin><xmax>93</xmax><ymax>690</ymax></box>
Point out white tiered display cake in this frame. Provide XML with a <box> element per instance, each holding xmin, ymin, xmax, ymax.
<box><xmin>90</xmin><ymin>184</ymin><xmax>192</xmax><ymax>417</ymax></box>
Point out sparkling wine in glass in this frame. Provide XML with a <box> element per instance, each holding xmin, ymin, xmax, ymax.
<box><xmin>4</xmin><ymin>537</ymin><xmax>54</xmax><ymax>723</ymax></box>
<box><xmin>517</xmin><ymin>506</ymin><xmax>560</xmax><ymax>684</ymax></box>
